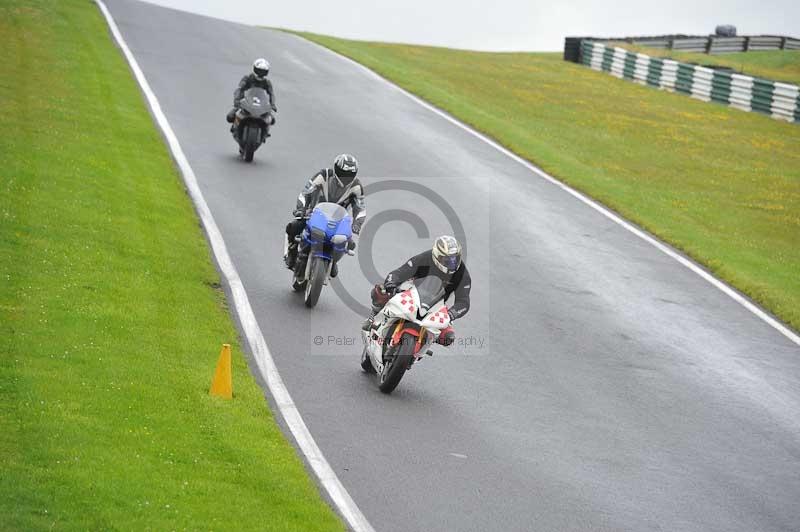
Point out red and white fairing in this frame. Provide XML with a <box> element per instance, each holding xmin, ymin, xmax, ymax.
<box><xmin>382</xmin><ymin>286</ymin><xmax>451</xmax><ymax>332</ymax></box>
<box><xmin>364</xmin><ymin>281</ymin><xmax>450</xmax><ymax>372</ymax></box>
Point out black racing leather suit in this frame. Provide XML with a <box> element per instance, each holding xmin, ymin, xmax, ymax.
<box><xmin>383</xmin><ymin>252</ymin><xmax>471</xmax><ymax>321</ymax></box>
<box><xmin>227</xmin><ymin>74</ymin><xmax>276</xmax><ymax>122</ymax></box>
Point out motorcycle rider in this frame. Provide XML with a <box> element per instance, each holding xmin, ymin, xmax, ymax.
<box><xmin>284</xmin><ymin>154</ymin><xmax>365</xmax><ymax>278</ymax></box>
<box><xmin>362</xmin><ymin>236</ymin><xmax>470</xmax><ymax>346</ymax></box>
<box><xmin>226</xmin><ymin>58</ymin><xmax>277</xmax><ymax>131</ymax></box>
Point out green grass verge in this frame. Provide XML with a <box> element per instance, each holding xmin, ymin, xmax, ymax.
<box><xmin>295</xmin><ymin>32</ymin><xmax>800</xmax><ymax>332</ymax></box>
<box><xmin>0</xmin><ymin>2</ymin><xmax>342</xmax><ymax>530</ymax></box>
<box><xmin>611</xmin><ymin>44</ymin><xmax>800</xmax><ymax>85</ymax></box>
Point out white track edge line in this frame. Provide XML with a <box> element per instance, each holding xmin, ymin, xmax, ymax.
<box><xmin>94</xmin><ymin>3</ymin><xmax>376</xmax><ymax>530</ymax></box>
<box><xmin>295</xmin><ymin>34</ymin><xmax>800</xmax><ymax>348</ymax></box>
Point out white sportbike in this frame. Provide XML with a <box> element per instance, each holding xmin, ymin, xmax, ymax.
<box><xmin>361</xmin><ymin>277</ymin><xmax>452</xmax><ymax>394</ymax></box>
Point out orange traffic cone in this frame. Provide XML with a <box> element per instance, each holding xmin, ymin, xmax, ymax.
<box><xmin>209</xmin><ymin>344</ymin><xmax>232</xmax><ymax>399</ymax></box>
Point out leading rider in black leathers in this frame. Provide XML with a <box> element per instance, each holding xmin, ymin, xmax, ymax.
<box><xmin>363</xmin><ymin>236</ymin><xmax>471</xmax><ymax>343</ymax></box>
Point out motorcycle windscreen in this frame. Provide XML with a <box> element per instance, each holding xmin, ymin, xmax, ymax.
<box><xmin>241</xmin><ymin>87</ymin><xmax>270</xmax><ymax>116</ymax></box>
<box><xmin>309</xmin><ymin>202</ymin><xmax>352</xmax><ymax>239</ymax></box>
<box><xmin>414</xmin><ymin>276</ymin><xmax>446</xmax><ymax>312</ymax></box>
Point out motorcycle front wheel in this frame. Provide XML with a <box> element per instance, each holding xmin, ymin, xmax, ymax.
<box><xmin>378</xmin><ymin>334</ymin><xmax>415</xmax><ymax>394</ymax></box>
<box><xmin>242</xmin><ymin>125</ymin><xmax>260</xmax><ymax>162</ymax></box>
<box><xmin>304</xmin><ymin>258</ymin><xmax>327</xmax><ymax>308</ymax></box>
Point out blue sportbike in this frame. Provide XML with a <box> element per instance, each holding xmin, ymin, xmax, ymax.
<box><xmin>291</xmin><ymin>202</ymin><xmax>355</xmax><ymax>308</ymax></box>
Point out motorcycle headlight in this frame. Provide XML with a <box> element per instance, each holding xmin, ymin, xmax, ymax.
<box><xmin>331</xmin><ymin>234</ymin><xmax>348</xmax><ymax>245</ymax></box>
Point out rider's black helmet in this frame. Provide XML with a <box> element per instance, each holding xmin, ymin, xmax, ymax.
<box><xmin>333</xmin><ymin>153</ymin><xmax>358</xmax><ymax>187</ymax></box>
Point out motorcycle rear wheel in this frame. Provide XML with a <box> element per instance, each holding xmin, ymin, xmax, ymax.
<box><xmin>360</xmin><ymin>345</ymin><xmax>376</xmax><ymax>373</ymax></box>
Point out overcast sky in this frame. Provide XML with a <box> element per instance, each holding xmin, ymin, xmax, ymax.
<box><xmin>142</xmin><ymin>0</ymin><xmax>799</xmax><ymax>52</ymax></box>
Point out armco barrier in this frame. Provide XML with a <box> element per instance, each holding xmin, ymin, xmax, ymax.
<box><xmin>565</xmin><ymin>34</ymin><xmax>800</xmax><ymax>55</ymax></box>
<box><xmin>578</xmin><ymin>41</ymin><xmax>799</xmax><ymax>124</ymax></box>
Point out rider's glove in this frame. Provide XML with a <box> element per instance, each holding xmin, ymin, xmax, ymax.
<box><xmin>371</xmin><ymin>283</ymin><xmax>391</xmax><ymax>308</ymax></box>
<box><xmin>383</xmin><ymin>280</ymin><xmax>397</xmax><ymax>295</ymax></box>
<box><xmin>436</xmin><ymin>326</ymin><xmax>455</xmax><ymax>346</ymax></box>
<box><xmin>352</xmin><ymin>220</ymin><xmax>362</xmax><ymax>235</ymax></box>
<box><xmin>347</xmin><ymin>240</ymin><xmax>356</xmax><ymax>251</ymax></box>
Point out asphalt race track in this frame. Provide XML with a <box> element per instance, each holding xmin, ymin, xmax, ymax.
<box><xmin>104</xmin><ymin>1</ymin><xmax>800</xmax><ymax>530</ymax></box>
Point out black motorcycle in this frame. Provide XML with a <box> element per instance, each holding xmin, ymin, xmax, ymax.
<box><xmin>232</xmin><ymin>87</ymin><xmax>274</xmax><ymax>162</ymax></box>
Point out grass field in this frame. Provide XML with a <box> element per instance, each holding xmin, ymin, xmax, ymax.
<box><xmin>297</xmin><ymin>32</ymin><xmax>800</xmax><ymax>333</ymax></box>
<box><xmin>611</xmin><ymin>44</ymin><xmax>800</xmax><ymax>85</ymax></box>
<box><xmin>0</xmin><ymin>2</ymin><xmax>342</xmax><ymax>530</ymax></box>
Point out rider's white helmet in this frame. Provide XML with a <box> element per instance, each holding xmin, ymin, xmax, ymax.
<box><xmin>253</xmin><ymin>58</ymin><xmax>270</xmax><ymax>80</ymax></box>
<box><xmin>432</xmin><ymin>235</ymin><xmax>462</xmax><ymax>275</ymax></box>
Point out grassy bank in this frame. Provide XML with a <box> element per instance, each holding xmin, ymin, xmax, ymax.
<box><xmin>611</xmin><ymin>45</ymin><xmax>800</xmax><ymax>85</ymax></box>
<box><xmin>297</xmin><ymin>32</ymin><xmax>800</xmax><ymax>332</ymax></box>
<box><xmin>0</xmin><ymin>2</ymin><xmax>342</xmax><ymax>530</ymax></box>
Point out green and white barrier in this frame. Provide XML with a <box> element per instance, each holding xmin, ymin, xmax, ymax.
<box><xmin>580</xmin><ymin>41</ymin><xmax>799</xmax><ymax>123</ymax></box>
